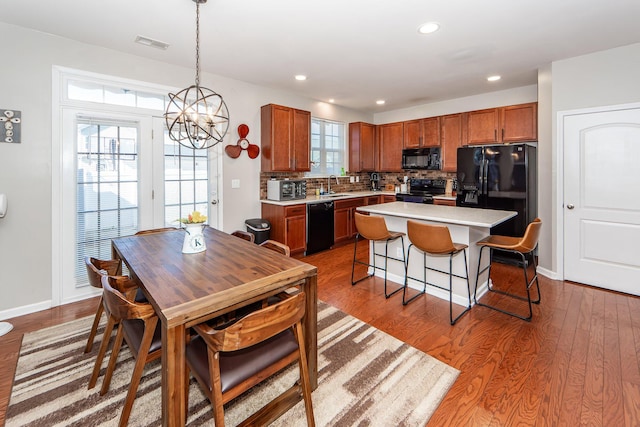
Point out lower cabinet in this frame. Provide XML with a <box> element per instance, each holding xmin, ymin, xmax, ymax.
<box><xmin>334</xmin><ymin>197</ymin><xmax>365</xmax><ymax>244</ymax></box>
<box><xmin>433</xmin><ymin>198</ymin><xmax>456</xmax><ymax>206</ymax></box>
<box><xmin>261</xmin><ymin>203</ymin><xmax>306</xmax><ymax>255</ymax></box>
<box><xmin>381</xmin><ymin>194</ymin><xmax>396</xmax><ymax>203</ymax></box>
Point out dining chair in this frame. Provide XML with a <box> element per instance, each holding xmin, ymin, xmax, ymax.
<box><xmin>83</xmin><ymin>256</ymin><xmax>122</xmax><ymax>353</ymax></box>
<box><xmin>474</xmin><ymin>218</ymin><xmax>542</xmax><ymax>321</ymax></box>
<box><xmin>134</xmin><ymin>226</ymin><xmax>179</xmax><ymax>235</ymax></box>
<box><xmin>259</xmin><ymin>239</ymin><xmax>291</xmax><ymax>256</ymax></box>
<box><xmin>231</xmin><ymin>229</ymin><xmax>255</xmax><ymax>243</ymax></box>
<box><xmin>185</xmin><ymin>291</ymin><xmax>315</xmax><ymax>427</ymax></box>
<box><xmin>403</xmin><ymin>221</ymin><xmax>472</xmax><ymax>325</ymax></box>
<box><xmin>351</xmin><ymin>212</ymin><xmax>406</xmax><ymax>298</ymax></box>
<box><xmin>88</xmin><ymin>274</ymin><xmax>162</xmax><ymax>427</ymax></box>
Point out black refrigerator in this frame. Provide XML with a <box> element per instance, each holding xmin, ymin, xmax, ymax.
<box><xmin>456</xmin><ymin>143</ymin><xmax>537</xmax><ymax>238</ymax></box>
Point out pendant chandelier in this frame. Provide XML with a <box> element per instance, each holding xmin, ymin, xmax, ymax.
<box><xmin>165</xmin><ymin>0</ymin><xmax>230</xmax><ymax>150</ymax></box>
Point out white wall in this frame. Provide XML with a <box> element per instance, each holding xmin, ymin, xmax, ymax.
<box><xmin>0</xmin><ymin>22</ymin><xmax>369</xmax><ymax>318</ymax></box>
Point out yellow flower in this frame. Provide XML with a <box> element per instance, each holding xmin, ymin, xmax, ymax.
<box><xmin>178</xmin><ymin>211</ymin><xmax>207</xmax><ymax>224</ymax></box>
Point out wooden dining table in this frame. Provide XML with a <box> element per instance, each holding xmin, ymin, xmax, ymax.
<box><xmin>111</xmin><ymin>226</ymin><xmax>318</xmax><ymax>427</ymax></box>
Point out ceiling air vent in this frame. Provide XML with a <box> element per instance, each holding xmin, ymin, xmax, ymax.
<box><xmin>135</xmin><ymin>35</ymin><xmax>170</xmax><ymax>50</ymax></box>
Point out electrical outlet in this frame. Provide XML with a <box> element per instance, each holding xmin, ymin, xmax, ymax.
<box><xmin>396</xmin><ymin>247</ymin><xmax>403</xmax><ymax>258</ymax></box>
<box><xmin>231</xmin><ymin>179</ymin><xmax>240</xmax><ymax>189</ymax></box>
<box><xmin>356</xmin><ymin>176</ymin><xmax>360</xmax><ymax>183</ymax></box>
<box><xmin>350</xmin><ymin>176</ymin><xmax>355</xmax><ymax>183</ymax></box>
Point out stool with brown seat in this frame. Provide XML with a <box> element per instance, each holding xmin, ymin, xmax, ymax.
<box><xmin>351</xmin><ymin>212</ymin><xmax>406</xmax><ymax>298</ymax></box>
<box><xmin>473</xmin><ymin>218</ymin><xmax>542</xmax><ymax>321</ymax></box>
<box><xmin>403</xmin><ymin>220</ymin><xmax>471</xmax><ymax>325</ymax></box>
<box><xmin>185</xmin><ymin>291</ymin><xmax>315</xmax><ymax>427</ymax></box>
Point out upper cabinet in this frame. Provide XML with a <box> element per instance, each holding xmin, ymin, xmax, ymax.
<box><xmin>261</xmin><ymin>104</ymin><xmax>310</xmax><ymax>172</ymax></box>
<box><xmin>349</xmin><ymin>122</ymin><xmax>376</xmax><ymax>172</ymax></box>
<box><xmin>403</xmin><ymin>117</ymin><xmax>440</xmax><ymax>148</ymax></box>
<box><xmin>378</xmin><ymin>122</ymin><xmax>404</xmax><ymax>171</ymax></box>
<box><xmin>466</xmin><ymin>102</ymin><xmax>537</xmax><ymax>145</ymax></box>
<box><xmin>440</xmin><ymin>114</ymin><xmax>463</xmax><ymax>172</ymax></box>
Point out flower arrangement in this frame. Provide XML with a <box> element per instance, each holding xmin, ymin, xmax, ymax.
<box><xmin>178</xmin><ymin>210</ymin><xmax>207</xmax><ymax>224</ymax></box>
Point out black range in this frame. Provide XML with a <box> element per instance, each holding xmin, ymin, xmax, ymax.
<box><xmin>395</xmin><ymin>178</ymin><xmax>447</xmax><ymax>204</ymax></box>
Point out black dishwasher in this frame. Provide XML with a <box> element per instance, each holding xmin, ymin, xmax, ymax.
<box><xmin>306</xmin><ymin>202</ymin><xmax>334</xmax><ymax>255</ymax></box>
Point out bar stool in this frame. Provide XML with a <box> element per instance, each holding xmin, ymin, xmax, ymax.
<box><xmin>403</xmin><ymin>220</ymin><xmax>471</xmax><ymax>325</ymax></box>
<box><xmin>351</xmin><ymin>212</ymin><xmax>406</xmax><ymax>298</ymax></box>
<box><xmin>474</xmin><ymin>218</ymin><xmax>542</xmax><ymax>321</ymax></box>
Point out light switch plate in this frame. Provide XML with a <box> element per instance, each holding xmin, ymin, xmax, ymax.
<box><xmin>231</xmin><ymin>179</ymin><xmax>240</xmax><ymax>189</ymax></box>
<box><xmin>350</xmin><ymin>176</ymin><xmax>355</xmax><ymax>183</ymax></box>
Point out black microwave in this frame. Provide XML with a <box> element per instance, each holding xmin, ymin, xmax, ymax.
<box><xmin>401</xmin><ymin>147</ymin><xmax>441</xmax><ymax>170</ymax></box>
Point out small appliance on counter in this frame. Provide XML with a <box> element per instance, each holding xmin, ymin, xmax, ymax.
<box><xmin>395</xmin><ymin>178</ymin><xmax>447</xmax><ymax>204</ymax></box>
<box><xmin>370</xmin><ymin>172</ymin><xmax>381</xmax><ymax>191</ymax></box>
<box><xmin>266</xmin><ymin>179</ymin><xmax>307</xmax><ymax>201</ymax></box>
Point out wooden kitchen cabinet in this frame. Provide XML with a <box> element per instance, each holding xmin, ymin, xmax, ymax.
<box><xmin>440</xmin><ymin>113</ymin><xmax>463</xmax><ymax>172</ymax></box>
<box><xmin>334</xmin><ymin>197</ymin><xmax>365</xmax><ymax>244</ymax></box>
<box><xmin>381</xmin><ymin>194</ymin><xmax>396</xmax><ymax>203</ymax></box>
<box><xmin>403</xmin><ymin>117</ymin><xmax>440</xmax><ymax>148</ymax></box>
<box><xmin>433</xmin><ymin>198</ymin><xmax>456</xmax><ymax>206</ymax></box>
<box><xmin>261</xmin><ymin>203</ymin><xmax>306</xmax><ymax>255</ymax></box>
<box><xmin>378</xmin><ymin>122</ymin><xmax>404</xmax><ymax>171</ymax></box>
<box><xmin>466</xmin><ymin>102</ymin><xmax>537</xmax><ymax>145</ymax></box>
<box><xmin>349</xmin><ymin>122</ymin><xmax>376</xmax><ymax>172</ymax></box>
<box><xmin>261</xmin><ymin>104</ymin><xmax>310</xmax><ymax>172</ymax></box>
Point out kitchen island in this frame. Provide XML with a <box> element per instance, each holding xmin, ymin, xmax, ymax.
<box><xmin>356</xmin><ymin>202</ymin><xmax>517</xmax><ymax>306</ymax></box>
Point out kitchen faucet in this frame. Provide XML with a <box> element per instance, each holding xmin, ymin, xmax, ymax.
<box><xmin>328</xmin><ymin>175</ymin><xmax>338</xmax><ymax>194</ymax></box>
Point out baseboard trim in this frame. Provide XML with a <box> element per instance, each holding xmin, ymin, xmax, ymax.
<box><xmin>0</xmin><ymin>300</ymin><xmax>52</xmax><ymax>321</ymax></box>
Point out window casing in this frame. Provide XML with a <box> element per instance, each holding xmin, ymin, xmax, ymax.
<box><xmin>309</xmin><ymin>118</ymin><xmax>345</xmax><ymax>176</ymax></box>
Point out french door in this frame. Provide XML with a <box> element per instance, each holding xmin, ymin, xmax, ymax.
<box><xmin>56</xmin><ymin>110</ymin><xmax>216</xmax><ymax>304</ymax></box>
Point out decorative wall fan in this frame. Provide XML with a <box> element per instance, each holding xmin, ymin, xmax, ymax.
<box><xmin>225</xmin><ymin>124</ymin><xmax>260</xmax><ymax>159</ymax></box>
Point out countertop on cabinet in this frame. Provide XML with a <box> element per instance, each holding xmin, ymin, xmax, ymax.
<box><xmin>261</xmin><ymin>191</ymin><xmax>396</xmax><ymax>206</ymax></box>
<box><xmin>357</xmin><ymin>201</ymin><xmax>516</xmax><ymax>228</ymax></box>
<box><xmin>432</xmin><ymin>194</ymin><xmax>457</xmax><ymax>201</ymax></box>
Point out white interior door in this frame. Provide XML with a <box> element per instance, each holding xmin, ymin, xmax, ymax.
<box><xmin>563</xmin><ymin>106</ymin><xmax>640</xmax><ymax>296</ymax></box>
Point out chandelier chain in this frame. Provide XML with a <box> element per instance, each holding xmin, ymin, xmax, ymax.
<box><xmin>195</xmin><ymin>1</ymin><xmax>201</xmax><ymax>87</ymax></box>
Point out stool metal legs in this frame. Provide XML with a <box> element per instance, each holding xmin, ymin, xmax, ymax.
<box><xmin>351</xmin><ymin>233</ymin><xmax>405</xmax><ymax>298</ymax></box>
<box><xmin>474</xmin><ymin>246</ymin><xmax>541</xmax><ymax>321</ymax></box>
<box><xmin>403</xmin><ymin>245</ymin><xmax>472</xmax><ymax>325</ymax></box>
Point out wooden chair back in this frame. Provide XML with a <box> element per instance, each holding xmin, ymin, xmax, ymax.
<box><xmin>85</xmin><ymin>256</ymin><xmax>121</xmax><ymax>289</ymax></box>
<box><xmin>231</xmin><ymin>230</ymin><xmax>255</xmax><ymax>243</ymax></box>
<box><xmin>187</xmin><ymin>291</ymin><xmax>315</xmax><ymax>426</ymax></box>
<box><xmin>101</xmin><ymin>275</ymin><xmax>156</xmax><ymax>322</ymax></box>
<box><xmin>259</xmin><ymin>239</ymin><xmax>291</xmax><ymax>256</ymax></box>
<box><xmin>135</xmin><ymin>227</ymin><xmax>179</xmax><ymax>235</ymax></box>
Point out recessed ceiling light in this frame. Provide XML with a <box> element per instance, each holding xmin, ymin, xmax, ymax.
<box><xmin>295</xmin><ymin>75</ymin><xmax>307</xmax><ymax>81</ymax></box>
<box><xmin>376</xmin><ymin>100</ymin><xmax>386</xmax><ymax>105</ymax></box>
<box><xmin>134</xmin><ymin>35</ymin><xmax>169</xmax><ymax>50</ymax></box>
<box><xmin>487</xmin><ymin>75</ymin><xmax>501</xmax><ymax>82</ymax></box>
<box><xmin>417</xmin><ymin>22</ymin><xmax>440</xmax><ymax>34</ymax></box>
<box><xmin>328</xmin><ymin>99</ymin><xmax>335</xmax><ymax>103</ymax></box>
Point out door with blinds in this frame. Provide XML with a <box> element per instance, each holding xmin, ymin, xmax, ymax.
<box><xmin>58</xmin><ymin>111</ymin><xmax>213</xmax><ymax>304</ymax></box>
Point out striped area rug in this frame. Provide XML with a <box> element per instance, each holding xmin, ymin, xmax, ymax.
<box><xmin>7</xmin><ymin>302</ymin><xmax>459</xmax><ymax>426</ymax></box>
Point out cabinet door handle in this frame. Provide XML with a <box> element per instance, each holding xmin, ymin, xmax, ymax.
<box><xmin>501</xmin><ymin>128</ymin><xmax>505</xmax><ymax>140</ymax></box>
<box><xmin>494</xmin><ymin>129</ymin><xmax>497</xmax><ymax>141</ymax></box>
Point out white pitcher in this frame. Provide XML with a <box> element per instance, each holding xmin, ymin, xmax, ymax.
<box><xmin>182</xmin><ymin>223</ymin><xmax>206</xmax><ymax>254</ymax></box>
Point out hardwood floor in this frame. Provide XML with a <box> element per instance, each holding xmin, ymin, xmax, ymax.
<box><xmin>2</xmin><ymin>240</ymin><xmax>639</xmax><ymax>426</ymax></box>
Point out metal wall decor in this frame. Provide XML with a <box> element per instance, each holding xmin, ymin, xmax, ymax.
<box><xmin>1</xmin><ymin>109</ymin><xmax>21</xmax><ymax>143</ymax></box>
<box><xmin>225</xmin><ymin>124</ymin><xmax>260</xmax><ymax>159</ymax></box>
<box><xmin>164</xmin><ymin>0</ymin><xmax>229</xmax><ymax>150</ymax></box>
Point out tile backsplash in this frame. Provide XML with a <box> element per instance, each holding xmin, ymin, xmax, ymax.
<box><xmin>260</xmin><ymin>170</ymin><xmax>456</xmax><ymax>199</ymax></box>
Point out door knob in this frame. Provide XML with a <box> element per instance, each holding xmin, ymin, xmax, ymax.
<box><xmin>567</xmin><ymin>204</ymin><xmax>574</xmax><ymax>209</ymax></box>
<box><xmin>211</xmin><ymin>200</ymin><xmax>218</xmax><ymax>205</ymax></box>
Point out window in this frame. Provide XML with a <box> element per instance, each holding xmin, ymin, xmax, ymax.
<box><xmin>309</xmin><ymin>118</ymin><xmax>345</xmax><ymax>176</ymax></box>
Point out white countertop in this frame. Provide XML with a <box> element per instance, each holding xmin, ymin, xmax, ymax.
<box><xmin>261</xmin><ymin>191</ymin><xmax>396</xmax><ymax>206</ymax></box>
<box><xmin>357</xmin><ymin>201</ymin><xmax>517</xmax><ymax>228</ymax></box>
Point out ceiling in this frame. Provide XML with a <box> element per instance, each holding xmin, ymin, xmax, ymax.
<box><xmin>3</xmin><ymin>0</ymin><xmax>640</xmax><ymax>113</ymax></box>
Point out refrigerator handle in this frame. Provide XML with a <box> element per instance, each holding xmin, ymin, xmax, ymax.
<box><xmin>478</xmin><ymin>159</ymin><xmax>485</xmax><ymax>194</ymax></box>
<box><xmin>483</xmin><ymin>159</ymin><xmax>489</xmax><ymax>195</ymax></box>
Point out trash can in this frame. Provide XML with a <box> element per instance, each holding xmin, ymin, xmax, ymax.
<box><xmin>245</xmin><ymin>218</ymin><xmax>271</xmax><ymax>244</ymax></box>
